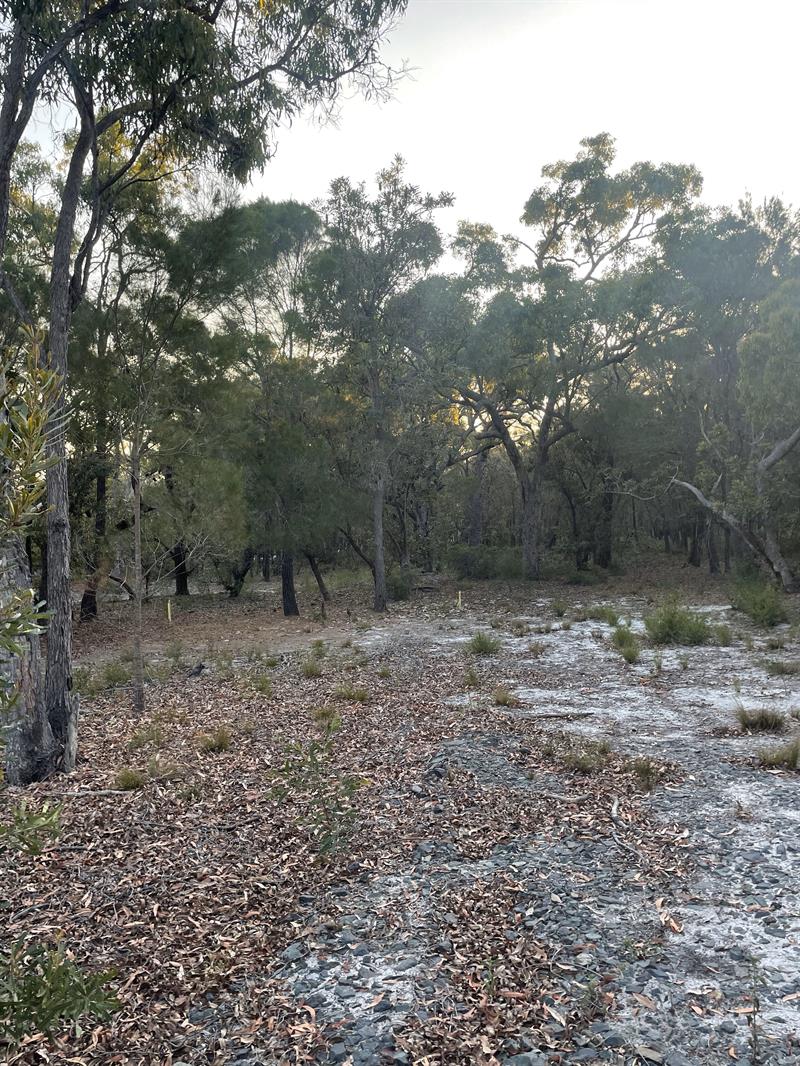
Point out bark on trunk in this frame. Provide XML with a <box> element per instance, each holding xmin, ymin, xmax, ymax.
<box><xmin>260</xmin><ymin>550</ymin><xmax>270</xmax><ymax>582</ymax></box>
<box><xmin>80</xmin><ymin>463</ymin><xmax>107</xmax><ymax>621</ymax></box>
<box><xmin>171</xmin><ymin>543</ymin><xmax>190</xmax><ymax>596</ymax></box>
<box><xmin>131</xmin><ymin>447</ymin><xmax>145</xmax><ymax>715</ymax></box>
<box><xmin>2</xmin><ymin>538</ymin><xmax>56</xmax><ymax>785</ymax></box>
<box><xmin>372</xmin><ymin>469</ymin><xmax>388</xmax><ymax>612</ymax></box>
<box><xmin>466</xmin><ymin>449</ymin><xmax>488</xmax><ymax>548</ymax></box>
<box><xmin>520</xmin><ymin>472</ymin><xmax>543</xmax><ymax>580</ymax></box>
<box><xmin>226</xmin><ymin>547</ymin><xmax>255</xmax><ymax>598</ymax></box>
<box><xmin>306</xmin><ymin>553</ymin><xmax>330</xmax><ymax>602</ymax></box>
<box><xmin>281</xmin><ymin>552</ymin><xmax>299</xmax><ymax>616</ymax></box>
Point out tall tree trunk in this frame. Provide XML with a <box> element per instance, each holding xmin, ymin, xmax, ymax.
<box><xmin>42</xmin><ymin>114</ymin><xmax>93</xmax><ymax>775</ymax></box>
<box><xmin>37</xmin><ymin>535</ymin><xmax>47</xmax><ymax>606</ymax></box>
<box><xmin>261</xmin><ymin>550</ymin><xmax>271</xmax><ymax>582</ymax></box>
<box><xmin>593</xmin><ymin>478</ymin><xmax>614</xmax><ymax>569</ymax></box>
<box><xmin>281</xmin><ymin>552</ymin><xmax>299</xmax><ymax>616</ymax></box>
<box><xmin>80</xmin><ymin>455</ymin><xmax>107</xmax><ymax>622</ymax></box>
<box><xmin>131</xmin><ymin>446</ymin><xmax>145</xmax><ymax>715</ymax></box>
<box><xmin>466</xmin><ymin>449</ymin><xmax>488</xmax><ymax>548</ymax></box>
<box><xmin>171</xmin><ymin>543</ymin><xmax>190</xmax><ymax>596</ymax></box>
<box><xmin>707</xmin><ymin>518</ymin><xmax>720</xmax><ymax>575</ymax></box>
<box><xmin>2</xmin><ymin>541</ymin><xmax>56</xmax><ymax>785</ymax></box>
<box><xmin>372</xmin><ymin>466</ymin><xmax>388</xmax><ymax>612</ymax></box>
<box><xmin>520</xmin><ymin>471</ymin><xmax>543</xmax><ymax>580</ymax></box>
<box><xmin>226</xmin><ymin>546</ymin><xmax>255</xmax><ymax>598</ymax></box>
<box><xmin>306</xmin><ymin>553</ymin><xmax>330</xmax><ymax>602</ymax></box>
<box><xmin>687</xmin><ymin>518</ymin><xmax>702</xmax><ymax>568</ymax></box>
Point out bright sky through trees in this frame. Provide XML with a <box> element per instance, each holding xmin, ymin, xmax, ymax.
<box><xmin>251</xmin><ymin>0</ymin><xmax>800</xmax><ymax>233</ymax></box>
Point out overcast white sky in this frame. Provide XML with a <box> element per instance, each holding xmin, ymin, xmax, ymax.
<box><xmin>249</xmin><ymin>0</ymin><xmax>800</xmax><ymax>239</ymax></box>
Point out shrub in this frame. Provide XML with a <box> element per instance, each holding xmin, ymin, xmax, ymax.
<box><xmin>300</xmin><ymin>657</ymin><xmax>323</xmax><ymax>678</ymax></box>
<box><xmin>165</xmin><ymin>640</ymin><xmax>184</xmax><ymax>666</ymax></box>
<box><xmin>564</xmin><ymin>746</ymin><xmax>607</xmax><ymax>773</ymax></box>
<box><xmin>629</xmin><ymin>756</ymin><xmax>662</xmax><ymax>791</ymax></box>
<box><xmin>310</xmin><ymin>639</ymin><xmax>328</xmax><ymax>659</ymax></box>
<box><xmin>736</xmin><ymin>707</ymin><xmax>786</xmax><ymax>733</ymax></box>
<box><xmin>527</xmin><ymin>641</ymin><xmax>546</xmax><ymax>657</ymax></box>
<box><xmin>644</xmin><ymin>602</ymin><xmax>709</xmax><ymax>645</ymax></box>
<box><xmin>758</xmin><ymin>738</ymin><xmax>800</xmax><ymax>771</ymax></box>
<box><xmin>447</xmin><ymin>545</ymin><xmax>523</xmax><ymax>581</ymax></box>
<box><xmin>551</xmin><ymin>598</ymin><xmax>567</xmax><ymax>617</ymax></box>
<box><xmin>197</xmin><ymin>726</ymin><xmax>231</xmax><ymax>754</ymax></box>
<box><xmin>72</xmin><ymin>666</ymin><xmax>102</xmax><ymax>698</ymax></box>
<box><xmin>0</xmin><ymin>941</ymin><xmax>118</xmax><ymax>1043</ymax></box>
<box><xmin>492</xmin><ymin>685</ymin><xmax>520</xmax><ymax>707</ymax></box>
<box><xmin>714</xmin><ymin>624</ymin><xmax>733</xmax><ymax>646</ymax></box>
<box><xmin>377</xmin><ymin>665</ymin><xmax>391</xmax><ymax>679</ymax></box>
<box><xmin>101</xmin><ymin>659</ymin><xmax>132</xmax><ymax>687</ymax></box>
<box><xmin>464</xmin><ymin>666</ymin><xmax>480</xmax><ymax>688</ymax></box>
<box><xmin>585</xmin><ymin>605</ymin><xmax>620</xmax><ymax>626</ymax></box>
<box><xmin>333</xmin><ymin>682</ymin><xmax>369</xmax><ymax>703</ymax></box>
<box><xmin>763</xmin><ymin>659</ymin><xmax>800</xmax><ymax>676</ymax></box>
<box><xmin>611</xmin><ymin>625</ymin><xmax>639</xmax><ymax>663</ymax></box>
<box><xmin>509</xmin><ymin>618</ymin><xmax>530</xmax><ymax>637</ymax></box>
<box><xmin>128</xmin><ymin>721</ymin><xmax>165</xmax><ymax>752</ymax></box>
<box><xmin>114</xmin><ymin>768</ymin><xmax>146</xmax><ymax>790</ymax></box>
<box><xmin>386</xmin><ymin>566</ymin><xmax>413</xmax><ymax>601</ymax></box>
<box><xmin>251</xmin><ymin>673</ymin><xmax>273</xmax><ymax>695</ymax></box>
<box><xmin>731</xmin><ymin>577</ymin><xmax>788</xmax><ymax>628</ymax></box>
<box><xmin>0</xmin><ymin>802</ymin><xmax>61</xmax><ymax>856</ymax></box>
<box><xmin>466</xmin><ymin>631</ymin><xmax>500</xmax><ymax>656</ymax></box>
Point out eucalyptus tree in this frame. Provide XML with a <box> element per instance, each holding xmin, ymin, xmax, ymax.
<box><xmin>448</xmin><ymin>134</ymin><xmax>701</xmax><ymax>578</ymax></box>
<box><xmin>305</xmin><ymin>158</ymin><xmax>452</xmax><ymax>610</ymax></box>
<box><xmin>0</xmin><ymin>0</ymin><xmax>407</xmax><ymax>776</ymax></box>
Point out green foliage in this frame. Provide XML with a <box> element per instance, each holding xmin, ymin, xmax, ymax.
<box><xmin>758</xmin><ymin>738</ymin><xmax>800</xmax><ymax>771</ymax></box>
<box><xmin>0</xmin><ymin>802</ymin><xmax>61</xmax><ymax>856</ymax></box>
<box><xmin>333</xmin><ymin>682</ymin><xmax>369</xmax><ymax>703</ymax></box>
<box><xmin>731</xmin><ymin>578</ymin><xmax>788</xmax><ymax>627</ymax></box>
<box><xmin>271</xmin><ymin>713</ymin><xmax>367</xmax><ymax>855</ymax></box>
<box><xmin>492</xmin><ymin>685</ymin><xmax>520</xmax><ymax>707</ymax></box>
<box><xmin>300</xmin><ymin>657</ymin><xmax>323</xmax><ymax>678</ymax></box>
<box><xmin>114</xmin><ymin>768</ymin><xmax>146</xmax><ymax>791</ymax></box>
<box><xmin>644</xmin><ymin>602</ymin><xmax>709</xmax><ymax>645</ymax></box>
<box><xmin>250</xmin><ymin>673</ymin><xmax>273</xmax><ymax>695</ymax></box>
<box><xmin>0</xmin><ymin>941</ymin><xmax>118</xmax><ymax>1043</ymax></box>
<box><xmin>628</xmin><ymin>756</ymin><xmax>662</xmax><ymax>791</ymax></box>
<box><xmin>763</xmin><ymin>659</ymin><xmax>800</xmax><ymax>676</ymax></box>
<box><xmin>386</xmin><ymin>566</ymin><xmax>413</xmax><ymax>601</ymax></box>
<box><xmin>102</xmin><ymin>660</ymin><xmax>132</xmax><ymax>688</ymax></box>
<box><xmin>611</xmin><ymin>625</ymin><xmax>639</xmax><ymax>663</ymax></box>
<box><xmin>447</xmin><ymin>545</ymin><xmax>523</xmax><ymax>580</ymax></box>
<box><xmin>466</xmin><ymin>631</ymin><xmax>501</xmax><ymax>656</ymax></box>
<box><xmin>128</xmin><ymin>721</ymin><xmax>166</xmax><ymax>752</ymax></box>
<box><xmin>197</xmin><ymin>726</ymin><xmax>231</xmax><ymax>754</ymax></box>
<box><xmin>714</xmin><ymin>624</ymin><xmax>733</xmax><ymax>646</ymax></box>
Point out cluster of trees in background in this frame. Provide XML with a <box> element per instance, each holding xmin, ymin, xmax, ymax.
<box><xmin>1</xmin><ymin>3</ymin><xmax>799</xmax><ymax>786</ymax></box>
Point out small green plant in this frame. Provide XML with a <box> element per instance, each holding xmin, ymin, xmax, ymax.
<box><xmin>300</xmin><ymin>657</ymin><xmax>323</xmax><ymax>678</ymax></box>
<box><xmin>197</xmin><ymin>725</ymin><xmax>232</xmax><ymax>754</ymax></box>
<box><xmin>765</xmin><ymin>635</ymin><xmax>787</xmax><ymax>651</ymax></box>
<box><xmin>611</xmin><ymin>625</ymin><xmax>639</xmax><ymax>663</ymax></box>
<box><xmin>72</xmin><ymin>665</ymin><xmax>102</xmax><ymax>698</ymax></box>
<box><xmin>651</xmin><ymin>649</ymin><xmax>664</xmax><ymax>676</ymax></box>
<box><xmin>678</xmin><ymin>655</ymin><xmax>689</xmax><ymax>671</ymax></box>
<box><xmin>310</xmin><ymin>639</ymin><xmax>328</xmax><ymax>658</ymax></box>
<box><xmin>271</xmin><ymin>713</ymin><xmax>367</xmax><ymax>854</ymax></box>
<box><xmin>386</xmin><ymin>566</ymin><xmax>413</xmax><ymax>602</ymax></box>
<box><xmin>628</xmin><ymin>756</ymin><xmax>662</xmax><ymax>791</ymax></box>
<box><xmin>114</xmin><ymin>768</ymin><xmax>146</xmax><ymax>790</ymax></box>
<box><xmin>464</xmin><ymin>665</ymin><xmax>480</xmax><ymax>688</ymax></box>
<box><xmin>551</xmin><ymin>598</ymin><xmax>567</xmax><ymax>618</ymax></box>
<box><xmin>509</xmin><ymin>618</ymin><xmax>530</xmax><ymax>637</ymax></box>
<box><xmin>145</xmin><ymin>660</ymin><xmax>172</xmax><ymax>683</ymax></box>
<box><xmin>736</xmin><ymin>707</ymin><xmax>786</xmax><ymax>733</ymax></box>
<box><xmin>527</xmin><ymin>641</ymin><xmax>546</xmax><ymax>658</ymax></box>
<box><xmin>333</xmin><ymin>682</ymin><xmax>369</xmax><ymax>703</ymax></box>
<box><xmin>492</xmin><ymin>685</ymin><xmax>520</xmax><ymax>707</ymax></box>
<box><xmin>145</xmin><ymin>757</ymin><xmax>182</xmax><ymax>782</ymax></box>
<box><xmin>586</xmin><ymin>605</ymin><xmax>620</xmax><ymax>626</ymax></box>
<box><xmin>264</xmin><ymin>655</ymin><xmax>280</xmax><ymax>668</ymax></box>
<box><xmin>377</xmin><ymin>665</ymin><xmax>391</xmax><ymax>679</ymax></box>
<box><xmin>644</xmin><ymin>601</ymin><xmax>709</xmax><ymax>645</ymax></box>
<box><xmin>758</xmin><ymin>737</ymin><xmax>800</xmax><ymax>771</ymax></box>
<box><xmin>0</xmin><ymin>941</ymin><xmax>118</xmax><ymax>1043</ymax></box>
<box><xmin>763</xmin><ymin>659</ymin><xmax>800</xmax><ymax>676</ymax></box>
<box><xmin>128</xmin><ymin>721</ymin><xmax>166</xmax><ymax>752</ymax></box>
<box><xmin>466</xmin><ymin>631</ymin><xmax>500</xmax><ymax>656</ymax></box>
<box><xmin>714</xmin><ymin>624</ymin><xmax>733</xmax><ymax>647</ymax></box>
<box><xmin>0</xmin><ymin>802</ymin><xmax>61</xmax><ymax>855</ymax></box>
<box><xmin>250</xmin><ymin>673</ymin><xmax>273</xmax><ymax>695</ymax></box>
<box><xmin>101</xmin><ymin>659</ymin><xmax>132</xmax><ymax>687</ymax></box>
<box><xmin>731</xmin><ymin>578</ymin><xmax>788</xmax><ymax>628</ymax></box>
<box><xmin>213</xmin><ymin>650</ymin><xmax>234</xmax><ymax>678</ymax></box>
<box><xmin>165</xmin><ymin>640</ymin><xmax>185</xmax><ymax>667</ymax></box>
<box><xmin>563</xmin><ymin>740</ymin><xmax>609</xmax><ymax>774</ymax></box>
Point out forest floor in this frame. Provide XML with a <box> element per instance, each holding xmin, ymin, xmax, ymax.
<box><xmin>2</xmin><ymin>562</ymin><xmax>800</xmax><ymax>1066</ymax></box>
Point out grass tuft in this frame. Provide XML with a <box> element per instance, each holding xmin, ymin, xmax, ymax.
<box><xmin>758</xmin><ymin>738</ymin><xmax>800</xmax><ymax>771</ymax></box>
<box><xmin>492</xmin><ymin>685</ymin><xmax>520</xmax><ymax>707</ymax></box>
<box><xmin>731</xmin><ymin>578</ymin><xmax>788</xmax><ymax>628</ymax></box>
<box><xmin>736</xmin><ymin>707</ymin><xmax>786</xmax><ymax>733</ymax></box>
<box><xmin>333</xmin><ymin>682</ymin><xmax>369</xmax><ymax>703</ymax></box>
<box><xmin>197</xmin><ymin>726</ymin><xmax>231</xmax><ymax>754</ymax></box>
<box><xmin>300</xmin><ymin>657</ymin><xmax>323</xmax><ymax>678</ymax></box>
<box><xmin>115</xmin><ymin>768</ymin><xmax>146</xmax><ymax>791</ymax></box>
<box><xmin>466</xmin><ymin>631</ymin><xmax>500</xmax><ymax>656</ymax></box>
<box><xmin>611</xmin><ymin>624</ymin><xmax>639</xmax><ymax>664</ymax></box>
<box><xmin>763</xmin><ymin>659</ymin><xmax>800</xmax><ymax>676</ymax></box>
<box><xmin>644</xmin><ymin>601</ymin><xmax>709</xmax><ymax>645</ymax></box>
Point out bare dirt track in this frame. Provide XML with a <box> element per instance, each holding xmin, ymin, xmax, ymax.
<box><xmin>2</xmin><ymin>571</ymin><xmax>799</xmax><ymax>1065</ymax></box>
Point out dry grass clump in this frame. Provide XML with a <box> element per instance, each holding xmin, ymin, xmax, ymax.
<box><xmin>758</xmin><ymin>738</ymin><xmax>800</xmax><ymax>771</ymax></box>
<box><xmin>736</xmin><ymin>707</ymin><xmax>787</xmax><ymax>733</ymax></box>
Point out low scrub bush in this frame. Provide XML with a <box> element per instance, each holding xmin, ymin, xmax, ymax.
<box><xmin>0</xmin><ymin>941</ymin><xmax>118</xmax><ymax>1043</ymax></box>
<box><xmin>333</xmin><ymin>682</ymin><xmax>369</xmax><ymax>703</ymax></box>
<box><xmin>758</xmin><ymin>738</ymin><xmax>800</xmax><ymax>771</ymax></box>
<box><xmin>101</xmin><ymin>660</ymin><xmax>132</xmax><ymax>688</ymax></box>
<box><xmin>386</xmin><ymin>566</ymin><xmax>413</xmax><ymax>601</ymax></box>
<box><xmin>644</xmin><ymin>601</ymin><xmax>709</xmax><ymax>645</ymax></box>
<box><xmin>466</xmin><ymin>631</ymin><xmax>500</xmax><ymax>656</ymax></box>
<box><xmin>628</xmin><ymin>756</ymin><xmax>662</xmax><ymax>791</ymax></box>
<box><xmin>0</xmin><ymin>802</ymin><xmax>61</xmax><ymax>855</ymax></box>
<box><xmin>114</xmin><ymin>768</ymin><xmax>146</xmax><ymax>791</ymax></box>
<box><xmin>611</xmin><ymin>625</ymin><xmax>639</xmax><ymax>664</ymax></box>
<box><xmin>197</xmin><ymin>726</ymin><xmax>231</xmax><ymax>754</ymax></box>
<box><xmin>731</xmin><ymin>577</ymin><xmax>788</xmax><ymax>628</ymax></box>
<box><xmin>763</xmin><ymin>659</ymin><xmax>800</xmax><ymax>676</ymax></box>
<box><xmin>447</xmin><ymin>545</ymin><xmax>523</xmax><ymax>581</ymax></box>
<box><xmin>492</xmin><ymin>685</ymin><xmax>520</xmax><ymax>707</ymax></box>
<box><xmin>300</xmin><ymin>657</ymin><xmax>323</xmax><ymax>678</ymax></box>
<box><xmin>736</xmin><ymin>707</ymin><xmax>786</xmax><ymax>733</ymax></box>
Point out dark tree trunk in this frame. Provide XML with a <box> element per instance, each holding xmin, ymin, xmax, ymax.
<box><xmin>171</xmin><ymin>543</ymin><xmax>190</xmax><ymax>596</ymax></box>
<box><xmin>520</xmin><ymin>470</ymin><xmax>544</xmax><ymax>580</ymax></box>
<box><xmin>226</xmin><ymin>546</ymin><xmax>255</xmax><ymax>598</ymax></box>
<box><xmin>80</xmin><ymin>463</ymin><xmax>107</xmax><ymax>622</ymax></box>
<box><xmin>281</xmin><ymin>552</ymin><xmax>299</xmax><ymax>616</ymax></box>
<box><xmin>260</xmin><ymin>550</ymin><xmax>271</xmax><ymax>582</ymax></box>
<box><xmin>306</xmin><ymin>553</ymin><xmax>330</xmax><ymax>601</ymax></box>
<box><xmin>707</xmin><ymin>518</ymin><xmax>720</xmax><ymax>575</ymax></box>
<box><xmin>372</xmin><ymin>466</ymin><xmax>388</xmax><ymax>612</ymax></box>
<box><xmin>593</xmin><ymin>479</ymin><xmax>614</xmax><ymax>569</ymax></box>
<box><xmin>37</xmin><ymin>536</ymin><xmax>47</xmax><ymax>605</ymax></box>
<box><xmin>687</xmin><ymin>519</ymin><xmax>702</xmax><ymax>568</ymax></box>
<box><xmin>466</xmin><ymin>449</ymin><xmax>488</xmax><ymax>548</ymax></box>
